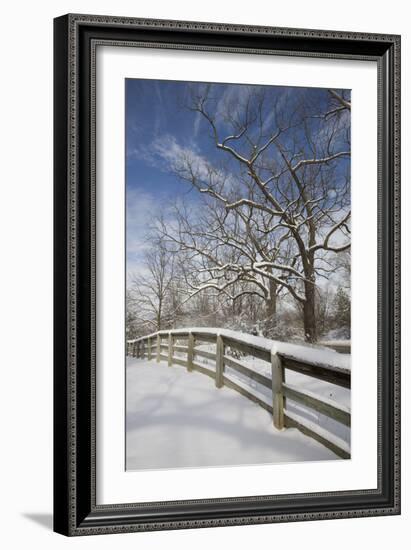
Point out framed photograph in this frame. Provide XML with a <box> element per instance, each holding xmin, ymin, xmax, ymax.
<box><xmin>53</xmin><ymin>14</ymin><xmax>400</xmax><ymax>536</ymax></box>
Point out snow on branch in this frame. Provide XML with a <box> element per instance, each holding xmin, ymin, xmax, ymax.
<box><xmin>292</xmin><ymin>151</ymin><xmax>351</xmax><ymax>172</ymax></box>
<box><xmin>309</xmin><ymin>211</ymin><xmax>351</xmax><ymax>253</ymax></box>
<box><xmin>328</xmin><ymin>90</ymin><xmax>351</xmax><ymax>111</ymax></box>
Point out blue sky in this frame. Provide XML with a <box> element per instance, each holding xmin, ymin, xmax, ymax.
<box><xmin>125</xmin><ymin>79</ymin><xmax>350</xmax><ymax>278</ymax></box>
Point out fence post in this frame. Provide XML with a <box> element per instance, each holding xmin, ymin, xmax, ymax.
<box><xmin>215</xmin><ymin>334</ymin><xmax>224</xmax><ymax>388</ymax></box>
<box><xmin>133</xmin><ymin>342</ymin><xmax>137</xmax><ymax>358</ymax></box>
<box><xmin>156</xmin><ymin>334</ymin><xmax>160</xmax><ymax>363</ymax></box>
<box><xmin>187</xmin><ymin>332</ymin><xmax>194</xmax><ymax>372</ymax></box>
<box><xmin>168</xmin><ymin>333</ymin><xmax>173</xmax><ymax>367</ymax></box>
<box><xmin>271</xmin><ymin>346</ymin><xmax>284</xmax><ymax>429</ymax></box>
<box><xmin>148</xmin><ymin>337</ymin><xmax>152</xmax><ymax>361</ymax></box>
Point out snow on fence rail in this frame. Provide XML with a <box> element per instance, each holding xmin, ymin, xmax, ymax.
<box><xmin>318</xmin><ymin>340</ymin><xmax>351</xmax><ymax>354</ymax></box>
<box><xmin>127</xmin><ymin>328</ymin><xmax>351</xmax><ymax>459</ymax></box>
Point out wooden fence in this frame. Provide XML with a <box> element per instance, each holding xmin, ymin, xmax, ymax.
<box><xmin>127</xmin><ymin>329</ymin><xmax>351</xmax><ymax>459</ymax></box>
<box><xmin>318</xmin><ymin>340</ymin><xmax>351</xmax><ymax>354</ymax></box>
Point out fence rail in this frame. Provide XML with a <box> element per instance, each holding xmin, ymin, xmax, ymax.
<box><xmin>127</xmin><ymin>329</ymin><xmax>351</xmax><ymax>459</ymax></box>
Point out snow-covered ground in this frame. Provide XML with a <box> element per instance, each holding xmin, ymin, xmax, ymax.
<box><xmin>193</xmin><ymin>342</ymin><xmax>350</xmax><ymax>445</ymax></box>
<box><xmin>228</xmin><ymin>355</ymin><xmax>349</xmax><ymax>439</ymax></box>
<box><xmin>126</xmin><ymin>357</ymin><xmax>340</xmax><ymax>471</ymax></box>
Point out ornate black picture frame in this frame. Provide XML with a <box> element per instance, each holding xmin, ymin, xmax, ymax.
<box><xmin>53</xmin><ymin>13</ymin><xmax>400</xmax><ymax>536</ymax></box>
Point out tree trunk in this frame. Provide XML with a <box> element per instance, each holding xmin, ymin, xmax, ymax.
<box><xmin>156</xmin><ymin>301</ymin><xmax>162</xmax><ymax>331</ymax></box>
<box><xmin>265</xmin><ymin>270</ymin><xmax>277</xmax><ymax>318</ymax></box>
<box><xmin>303</xmin><ymin>278</ymin><xmax>317</xmax><ymax>343</ymax></box>
<box><xmin>264</xmin><ymin>279</ymin><xmax>277</xmax><ymax>336</ymax></box>
<box><xmin>266</xmin><ymin>281</ymin><xmax>277</xmax><ymax>318</ymax></box>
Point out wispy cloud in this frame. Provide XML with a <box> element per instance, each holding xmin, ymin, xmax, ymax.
<box><xmin>215</xmin><ymin>83</ymin><xmax>251</xmax><ymax>118</ymax></box>
<box><xmin>130</xmin><ymin>133</ymin><xmax>212</xmax><ymax>184</ymax></box>
<box><xmin>126</xmin><ymin>185</ymin><xmax>182</xmax><ymax>280</ymax></box>
<box><xmin>192</xmin><ymin>111</ymin><xmax>202</xmax><ymax>140</ymax></box>
<box><xmin>126</xmin><ymin>189</ymin><xmax>157</xmax><ymax>258</ymax></box>
<box><xmin>151</xmin><ymin>134</ymin><xmax>241</xmax><ymax>198</ymax></box>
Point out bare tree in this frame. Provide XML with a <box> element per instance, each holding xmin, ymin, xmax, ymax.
<box><xmin>128</xmin><ymin>240</ymin><xmax>176</xmax><ymax>332</ymax></box>
<box><xmin>155</xmin><ymin>86</ymin><xmax>351</xmax><ymax>342</ymax></box>
<box><xmin>126</xmin><ymin>289</ymin><xmax>139</xmax><ymax>339</ymax></box>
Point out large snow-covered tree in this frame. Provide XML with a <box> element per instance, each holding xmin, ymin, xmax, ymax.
<box><xmin>154</xmin><ymin>85</ymin><xmax>351</xmax><ymax>342</ymax></box>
